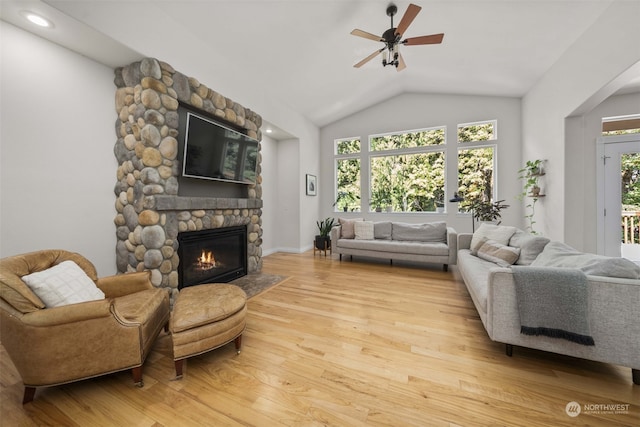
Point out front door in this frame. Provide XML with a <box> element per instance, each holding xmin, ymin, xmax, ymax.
<box><xmin>597</xmin><ymin>136</ymin><xmax>640</xmax><ymax>261</ymax></box>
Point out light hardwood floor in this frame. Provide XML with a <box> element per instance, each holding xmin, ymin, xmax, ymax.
<box><xmin>1</xmin><ymin>251</ymin><xmax>638</xmax><ymax>426</ymax></box>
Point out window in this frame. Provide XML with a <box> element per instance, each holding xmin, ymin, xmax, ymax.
<box><xmin>456</xmin><ymin>120</ymin><xmax>497</xmax><ymax>211</ymax></box>
<box><xmin>458</xmin><ymin>121</ymin><xmax>496</xmax><ymax>143</ymax></box>
<box><xmin>369</xmin><ymin>127</ymin><xmax>445</xmax><ymax>212</ymax></box>
<box><xmin>335</xmin><ymin>138</ymin><xmax>361</xmax><ymax>212</ymax></box>
<box><xmin>457</xmin><ymin>147</ymin><xmax>495</xmax><ymax>211</ymax></box>
<box><xmin>602</xmin><ymin>114</ymin><xmax>640</xmax><ymax>135</ymax></box>
<box><xmin>333</xmin><ymin>121</ymin><xmax>500</xmax><ymax>214</ymax></box>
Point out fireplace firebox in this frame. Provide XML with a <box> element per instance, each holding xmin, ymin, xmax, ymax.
<box><xmin>177</xmin><ymin>226</ymin><xmax>247</xmax><ymax>289</ymax></box>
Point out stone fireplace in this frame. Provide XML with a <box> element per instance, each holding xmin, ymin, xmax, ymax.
<box><xmin>112</xmin><ymin>58</ymin><xmax>263</xmax><ymax>301</ymax></box>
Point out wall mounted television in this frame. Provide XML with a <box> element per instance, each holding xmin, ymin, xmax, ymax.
<box><xmin>182</xmin><ymin>111</ymin><xmax>259</xmax><ymax>185</ymax></box>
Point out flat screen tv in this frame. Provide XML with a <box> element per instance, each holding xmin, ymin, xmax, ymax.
<box><xmin>182</xmin><ymin>112</ymin><xmax>259</xmax><ymax>184</ymax></box>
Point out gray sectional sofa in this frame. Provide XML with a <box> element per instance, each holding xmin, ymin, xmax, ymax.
<box><xmin>456</xmin><ymin>224</ymin><xmax>640</xmax><ymax>384</ymax></box>
<box><xmin>330</xmin><ymin>219</ymin><xmax>457</xmax><ymax>271</ymax></box>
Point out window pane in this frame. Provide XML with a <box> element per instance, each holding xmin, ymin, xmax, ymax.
<box><xmin>457</xmin><ymin>147</ymin><xmax>495</xmax><ymax>210</ymax></box>
<box><xmin>458</xmin><ymin>122</ymin><xmax>495</xmax><ymax>143</ymax></box>
<box><xmin>336</xmin><ymin>138</ymin><xmax>361</xmax><ymax>155</ymax></box>
<box><xmin>621</xmin><ymin>153</ymin><xmax>640</xmax><ymax>251</ymax></box>
<box><xmin>603</xmin><ymin>128</ymin><xmax>640</xmax><ymax>136</ymax></box>
<box><xmin>370</xmin><ymin>152</ymin><xmax>445</xmax><ymax>212</ymax></box>
<box><xmin>336</xmin><ymin>158</ymin><xmax>361</xmax><ymax>212</ymax></box>
<box><xmin>371</xmin><ymin>128</ymin><xmax>445</xmax><ymax>151</ymax></box>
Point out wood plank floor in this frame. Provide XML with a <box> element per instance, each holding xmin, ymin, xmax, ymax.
<box><xmin>1</xmin><ymin>251</ymin><xmax>638</xmax><ymax>426</ymax></box>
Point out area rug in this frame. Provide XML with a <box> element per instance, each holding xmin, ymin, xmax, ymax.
<box><xmin>230</xmin><ymin>273</ymin><xmax>288</xmax><ymax>299</ymax></box>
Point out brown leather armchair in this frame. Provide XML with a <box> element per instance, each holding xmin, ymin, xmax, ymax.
<box><xmin>0</xmin><ymin>250</ymin><xmax>170</xmax><ymax>403</ymax></box>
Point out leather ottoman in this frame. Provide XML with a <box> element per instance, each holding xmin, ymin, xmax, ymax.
<box><xmin>169</xmin><ymin>283</ymin><xmax>247</xmax><ymax>378</ymax></box>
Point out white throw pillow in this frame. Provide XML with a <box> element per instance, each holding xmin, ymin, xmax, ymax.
<box><xmin>21</xmin><ymin>260</ymin><xmax>105</xmax><ymax>308</ymax></box>
<box><xmin>354</xmin><ymin>221</ymin><xmax>374</xmax><ymax>240</ymax></box>
<box><xmin>470</xmin><ymin>223</ymin><xmax>518</xmax><ymax>254</ymax></box>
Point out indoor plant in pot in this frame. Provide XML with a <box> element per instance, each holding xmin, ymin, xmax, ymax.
<box><xmin>315</xmin><ymin>217</ymin><xmax>335</xmax><ymax>250</ymax></box>
<box><xmin>334</xmin><ymin>191</ymin><xmax>359</xmax><ymax>212</ymax></box>
<box><xmin>467</xmin><ymin>196</ymin><xmax>509</xmax><ymax>231</ymax></box>
<box><xmin>517</xmin><ymin>159</ymin><xmax>545</xmax><ymax>234</ymax></box>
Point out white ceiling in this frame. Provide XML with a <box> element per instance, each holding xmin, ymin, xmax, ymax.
<box><xmin>2</xmin><ymin>0</ymin><xmax>638</xmax><ymax>134</ymax></box>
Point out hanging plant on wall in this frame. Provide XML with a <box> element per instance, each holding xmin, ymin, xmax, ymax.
<box><xmin>517</xmin><ymin>159</ymin><xmax>545</xmax><ymax>234</ymax></box>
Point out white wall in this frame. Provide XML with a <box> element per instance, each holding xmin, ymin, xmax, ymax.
<box><xmin>259</xmin><ymin>133</ymin><xmax>277</xmax><ymax>255</ymax></box>
<box><xmin>320</xmin><ymin>93</ymin><xmax>522</xmax><ymax>233</ymax></box>
<box><xmin>276</xmin><ymin>138</ymin><xmax>302</xmax><ymax>252</ymax></box>
<box><xmin>0</xmin><ymin>22</ymin><xmax>118</xmax><ymax>275</ymax></box>
<box><xmin>564</xmin><ymin>92</ymin><xmax>640</xmax><ymax>253</ymax></box>
<box><xmin>522</xmin><ymin>0</ymin><xmax>640</xmax><ymax>244</ymax></box>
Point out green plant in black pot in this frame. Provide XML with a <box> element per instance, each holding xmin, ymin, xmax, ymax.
<box><xmin>315</xmin><ymin>217</ymin><xmax>335</xmax><ymax>250</ymax></box>
<box><xmin>468</xmin><ymin>197</ymin><xmax>509</xmax><ymax>224</ymax></box>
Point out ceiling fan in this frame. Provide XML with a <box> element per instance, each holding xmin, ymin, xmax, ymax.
<box><xmin>351</xmin><ymin>3</ymin><xmax>444</xmax><ymax>71</ymax></box>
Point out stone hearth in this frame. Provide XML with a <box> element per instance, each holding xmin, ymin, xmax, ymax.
<box><xmin>112</xmin><ymin>58</ymin><xmax>263</xmax><ymax>301</ymax></box>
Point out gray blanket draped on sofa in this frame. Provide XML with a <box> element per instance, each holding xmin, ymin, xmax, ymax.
<box><xmin>511</xmin><ymin>266</ymin><xmax>595</xmax><ymax>346</ymax></box>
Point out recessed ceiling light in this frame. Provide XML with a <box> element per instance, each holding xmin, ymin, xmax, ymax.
<box><xmin>266</xmin><ymin>129</ymin><xmax>273</xmax><ymax>133</ymax></box>
<box><xmin>20</xmin><ymin>11</ymin><xmax>53</xmax><ymax>28</ymax></box>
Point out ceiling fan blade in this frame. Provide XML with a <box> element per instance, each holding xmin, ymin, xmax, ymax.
<box><xmin>395</xmin><ymin>3</ymin><xmax>422</xmax><ymax>37</ymax></box>
<box><xmin>403</xmin><ymin>33</ymin><xmax>444</xmax><ymax>46</ymax></box>
<box><xmin>396</xmin><ymin>52</ymin><xmax>407</xmax><ymax>72</ymax></box>
<box><xmin>351</xmin><ymin>29</ymin><xmax>384</xmax><ymax>42</ymax></box>
<box><xmin>354</xmin><ymin>48</ymin><xmax>385</xmax><ymax>68</ymax></box>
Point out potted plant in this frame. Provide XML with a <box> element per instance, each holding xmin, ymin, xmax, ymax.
<box><xmin>334</xmin><ymin>191</ymin><xmax>359</xmax><ymax>212</ymax></box>
<box><xmin>468</xmin><ymin>197</ymin><xmax>510</xmax><ymax>225</ymax></box>
<box><xmin>315</xmin><ymin>217</ymin><xmax>335</xmax><ymax>250</ymax></box>
<box><xmin>434</xmin><ymin>188</ymin><xmax>445</xmax><ymax>213</ymax></box>
<box><xmin>517</xmin><ymin>159</ymin><xmax>545</xmax><ymax>234</ymax></box>
<box><xmin>370</xmin><ymin>188</ymin><xmax>392</xmax><ymax>212</ymax></box>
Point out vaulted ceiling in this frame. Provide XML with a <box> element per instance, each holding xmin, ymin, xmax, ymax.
<box><xmin>2</xmin><ymin>0</ymin><xmax>637</xmax><ymax>132</ymax></box>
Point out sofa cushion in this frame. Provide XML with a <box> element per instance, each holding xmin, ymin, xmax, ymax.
<box><xmin>21</xmin><ymin>260</ymin><xmax>105</xmax><ymax>308</ymax></box>
<box><xmin>531</xmin><ymin>241</ymin><xmax>640</xmax><ymax>279</ymax></box>
<box><xmin>508</xmin><ymin>231</ymin><xmax>550</xmax><ymax>265</ymax></box>
<box><xmin>477</xmin><ymin>240</ymin><xmax>521</xmax><ymax>267</ymax></box>
<box><xmin>457</xmin><ymin>249</ymin><xmax>495</xmax><ymax>314</ymax></box>
<box><xmin>354</xmin><ymin>221</ymin><xmax>374</xmax><ymax>240</ymax></box>
<box><xmin>470</xmin><ymin>223</ymin><xmax>518</xmax><ymax>253</ymax></box>
<box><xmin>338</xmin><ymin>218</ymin><xmax>363</xmax><ymax>239</ymax></box>
<box><xmin>337</xmin><ymin>239</ymin><xmax>449</xmax><ymax>256</ymax></box>
<box><xmin>373</xmin><ymin>221</ymin><xmax>392</xmax><ymax>240</ymax></box>
<box><xmin>392</xmin><ymin>222</ymin><xmax>446</xmax><ymax>243</ymax></box>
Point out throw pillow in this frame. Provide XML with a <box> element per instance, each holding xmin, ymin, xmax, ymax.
<box><xmin>531</xmin><ymin>241</ymin><xmax>640</xmax><ymax>279</ymax></box>
<box><xmin>508</xmin><ymin>230</ymin><xmax>550</xmax><ymax>265</ymax></box>
<box><xmin>21</xmin><ymin>260</ymin><xmax>105</xmax><ymax>308</ymax></box>
<box><xmin>477</xmin><ymin>240</ymin><xmax>521</xmax><ymax>267</ymax></box>
<box><xmin>373</xmin><ymin>221</ymin><xmax>392</xmax><ymax>240</ymax></box>
<box><xmin>392</xmin><ymin>222</ymin><xmax>447</xmax><ymax>243</ymax></box>
<box><xmin>354</xmin><ymin>221</ymin><xmax>375</xmax><ymax>240</ymax></box>
<box><xmin>339</xmin><ymin>218</ymin><xmax>363</xmax><ymax>239</ymax></box>
<box><xmin>470</xmin><ymin>223</ymin><xmax>518</xmax><ymax>254</ymax></box>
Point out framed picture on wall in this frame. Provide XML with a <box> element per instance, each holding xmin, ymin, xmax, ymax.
<box><xmin>306</xmin><ymin>174</ymin><xmax>317</xmax><ymax>196</ymax></box>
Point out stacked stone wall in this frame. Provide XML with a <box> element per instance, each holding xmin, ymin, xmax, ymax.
<box><xmin>113</xmin><ymin>58</ymin><xmax>263</xmax><ymax>300</ymax></box>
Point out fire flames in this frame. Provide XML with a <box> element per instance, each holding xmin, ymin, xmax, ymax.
<box><xmin>196</xmin><ymin>250</ymin><xmax>217</xmax><ymax>270</ymax></box>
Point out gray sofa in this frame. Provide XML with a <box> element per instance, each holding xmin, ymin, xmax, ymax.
<box><xmin>456</xmin><ymin>224</ymin><xmax>640</xmax><ymax>384</ymax></box>
<box><xmin>330</xmin><ymin>220</ymin><xmax>457</xmax><ymax>271</ymax></box>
